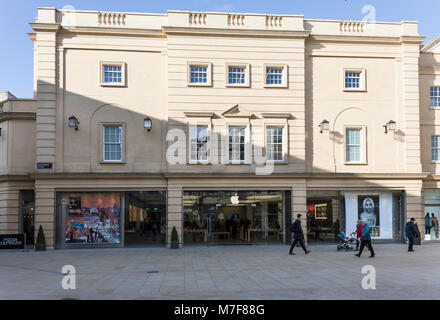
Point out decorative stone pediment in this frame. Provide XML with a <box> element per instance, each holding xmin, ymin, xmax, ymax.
<box><xmin>221</xmin><ymin>104</ymin><xmax>253</xmax><ymax>118</ymax></box>
<box><xmin>422</xmin><ymin>34</ymin><xmax>440</xmax><ymax>53</ymax></box>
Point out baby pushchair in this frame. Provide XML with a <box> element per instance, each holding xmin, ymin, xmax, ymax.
<box><xmin>337</xmin><ymin>232</ymin><xmax>356</xmax><ymax>251</ymax></box>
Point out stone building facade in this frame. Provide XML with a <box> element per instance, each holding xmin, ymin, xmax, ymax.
<box><xmin>1</xmin><ymin>7</ymin><xmax>440</xmax><ymax>249</ymax></box>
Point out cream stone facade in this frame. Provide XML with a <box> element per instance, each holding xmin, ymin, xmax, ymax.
<box><xmin>1</xmin><ymin>7</ymin><xmax>440</xmax><ymax>249</ymax></box>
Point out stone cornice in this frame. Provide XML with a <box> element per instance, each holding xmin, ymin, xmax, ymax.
<box><xmin>309</xmin><ymin>34</ymin><xmax>425</xmax><ymax>44</ymax></box>
<box><xmin>30</xmin><ymin>172</ymin><xmax>429</xmax><ymax>180</ymax></box>
<box><xmin>29</xmin><ymin>23</ymin><xmax>61</xmax><ymax>33</ymax></box>
<box><xmin>261</xmin><ymin>113</ymin><xmax>293</xmax><ymax>119</ymax></box>
<box><xmin>0</xmin><ymin>112</ymin><xmax>36</xmax><ymax>122</ymax></box>
<box><xmin>59</xmin><ymin>27</ymin><xmax>164</xmax><ymax>37</ymax></box>
<box><xmin>0</xmin><ymin>175</ymin><xmax>33</xmax><ymax>182</ymax></box>
<box><xmin>162</xmin><ymin>26</ymin><xmax>310</xmax><ymax>38</ymax></box>
<box><xmin>184</xmin><ymin>112</ymin><xmax>215</xmax><ymax>118</ymax></box>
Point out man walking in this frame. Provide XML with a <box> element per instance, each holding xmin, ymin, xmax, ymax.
<box><xmin>355</xmin><ymin>221</ymin><xmax>375</xmax><ymax>258</ymax></box>
<box><xmin>405</xmin><ymin>217</ymin><xmax>417</xmax><ymax>252</ymax></box>
<box><xmin>431</xmin><ymin>213</ymin><xmax>439</xmax><ymax>240</ymax></box>
<box><xmin>289</xmin><ymin>214</ymin><xmax>311</xmax><ymax>255</ymax></box>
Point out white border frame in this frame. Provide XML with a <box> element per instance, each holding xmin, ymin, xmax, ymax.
<box><xmin>100</xmin><ymin>122</ymin><xmax>125</xmax><ymax>164</ymax></box>
<box><xmin>100</xmin><ymin>61</ymin><xmax>126</xmax><ymax>87</ymax></box>
<box><xmin>429</xmin><ymin>84</ymin><xmax>440</xmax><ymax>109</ymax></box>
<box><xmin>226</xmin><ymin>120</ymin><xmax>251</xmax><ymax>164</ymax></box>
<box><xmin>188</xmin><ymin>120</ymin><xmax>212</xmax><ymax>164</ymax></box>
<box><xmin>344</xmin><ymin>125</ymin><xmax>367</xmax><ymax>165</ymax></box>
<box><xmin>343</xmin><ymin>68</ymin><xmax>367</xmax><ymax>92</ymax></box>
<box><xmin>263</xmin><ymin>64</ymin><xmax>288</xmax><ymax>88</ymax></box>
<box><xmin>225</xmin><ymin>63</ymin><xmax>250</xmax><ymax>88</ymax></box>
<box><xmin>187</xmin><ymin>62</ymin><xmax>213</xmax><ymax>87</ymax></box>
<box><xmin>264</xmin><ymin>120</ymin><xmax>288</xmax><ymax>164</ymax></box>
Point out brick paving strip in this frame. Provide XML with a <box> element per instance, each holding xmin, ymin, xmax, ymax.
<box><xmin>0</xmin><ymin>243</ymin><xmax>439</xmax><ymax>300</ymax></box>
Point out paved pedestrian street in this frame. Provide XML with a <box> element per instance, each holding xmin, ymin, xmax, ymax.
<box><xmin>0</xmin><ymin>243</ymin><xmax>439</xmax><ymax>300</ymax></box>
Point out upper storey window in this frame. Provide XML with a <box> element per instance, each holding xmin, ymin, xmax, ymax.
<box><xmin>187</xmin><ymin>62</ymin><xmax>212</xmax><ymax>86</ymax></box>
<box><xmin>225</xmin><ymin>63</ymin><xmax>250</xmax><ymax>87</ymax></box>
<box><xmin>343</xmin><ymin>69</ymin><xmax>366</xmax><ymax>91</ymax></box>
<box><xmin>100</xmin><ymin>62</ymin><xmax>125</xmax><ymax>87</ymax></box>
<box><xmin>229</xmin><ymin>67</ymin><xmax>245</xmax><ymax>84</ymax></box>
<box><xmin>430</xmin><ymin>86</ymin><xmax>440</xmax><ymax>107</ymax></box>
<box><xmin>345</xmin><ymin>72</ymin><xmax>361</xmax><ymax>88</ymax></box>
<box><xmin>103</xmin><ymin>125</ymin><xmax>123</xmax><ymax>162</ymax></box>
<box><xmin>264</xmin><ymin>64</ymin><xmax>288</xmax><ymax>88</ymax></box>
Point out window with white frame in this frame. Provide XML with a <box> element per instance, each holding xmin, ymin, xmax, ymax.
<box><xmin>430</xmin><ymin>86</ymin><xmax>440</xmax><ymax>108</ymax></box>
<box><xmin>187</xmin><ymin>63</ymin><xmax>212</xmax><ymax>86</ymax></box>
<box><xmin>229</xmin><ymin>126</ymin><xmax>246</xmax><ymax>163</ymax></box>
<box><xmin>189</xmin><ymin>125</ymin><xmax>209</xmax><ymax>162</ymax></box>
<box><xmin>103</xmin><ymin>125</ymin><xmax>123</xmax><ymax>162</ymax></box>
<box><xmin>225</xmin><ymin>63</ymin><xmax>250</xmax><ymax>87</ymax></box>
<box><xmin>266</xmin><ymin>67</ymin><xmax>283</xmax><ymax>85</ymax></box>
<box><xmin>229</xmin><ymin>67</ymin><xmax>245</xmax><ymax>84</ymax></box>
<box><xmin>264</xmin><ymin>64</ymin><xmax>287</xmax><ymax>87</ymax></box>
<box><xmin>100</xmin><ymin>62</ymin><xmax>125</xmax><ymax>86</ymax></box>
<box><xmin>343</xmin><ymin>69</ymin><xmax>366</xmax><ymax>91</ymax></box>
<box><xmin>432</xmin><ymin>136</ymin><xmax>440</xmax><ymax>161</ymax></box>
<box><xmin>266</xmin><ymin>127</ymin><xmax>284</xmax><ymax>161</ymax></box>
<box><xmin>345</xmin><ymin>128</ymin><xmax>362</xmax><ymax>163</ymax></box>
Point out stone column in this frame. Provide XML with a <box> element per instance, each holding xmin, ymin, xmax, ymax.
<box><xmin>167</xmin><ymin>184</ymin><xmax>183</xmax><ymax>248</ymax></box>
<box><xmin>292</xmin><ymin>182</ymin><xmax>307</xmax><ymax>242</ymax></box>
<box><xmin>30</xmin><ymin>8</ymin><xmax>60</xmax><ymax>174</ymax></box>
<box><xmin>406</xmin><ymin>182</ymin><xmax>424</xmax><ymax>243</ymax></box>
<box><xmin>0</xmin><ymin>182</ymin><xmax>20</xmax><ymax>234</ymax></box>
<box><xmin>34</xmin><ymin>181</ymin><xmax>55</xmax><ymax>249</ymax></box>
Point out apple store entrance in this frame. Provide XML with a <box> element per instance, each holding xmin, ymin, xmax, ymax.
<box><xmin>183</xmin><ymin>191</ymin><xmax>289</xmax><ymax>246</ymax></box>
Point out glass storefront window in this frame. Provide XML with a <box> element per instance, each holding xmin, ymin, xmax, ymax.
<box><xmin>58</xmin><ymin>192</ymin><xmax>121</xmax><ymax>245</ymax></box>
<box><xmin>343</xmin><ymin>191</ymin><xmax>402</xmax><ymax>241</ymax></box>
<box><xmin>20</xmin><ymin>190</ymin><xmax>35</xmax><ymax>246</ymax></box>
<box><xmin>124</xmin><ymin>191</ymin><xmax>167</xmax><ymax>246</ymax></box>
<box><xmin>183</xmin><ymin>191</ymin><xmax>285</xmax><ymax>245</ymax></box>
<box><xmin>424</xmin><ymin>189</ymin><xmax>440</xmax><ymax>241</ymax></box>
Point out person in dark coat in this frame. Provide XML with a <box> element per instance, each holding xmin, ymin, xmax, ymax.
<box><xmin>405</xmin><ymin>217</ymin><xmax>418</xmax><ymax>252</ymax></box>
<box><xmin>289</xmin><ymin>214</ymin><xmax>311</xmax><ymax>255</ymax></box>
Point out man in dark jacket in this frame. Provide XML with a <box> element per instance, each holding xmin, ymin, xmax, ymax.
<box><xmin>405</xmin><ymin>217</ymin><xmax>417</xmax><ymax>252</ymax></box>
<box><xmin>289</xmin><ymin>214</ymin><xmax>311</xmax><ymax>255</ymax></box>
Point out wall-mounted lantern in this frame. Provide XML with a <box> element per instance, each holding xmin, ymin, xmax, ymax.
<box><xmin>144</xmin><ymin>117</ymin><xmax>152</xmax><ymax>132</ymax></box>
<box><xmin>319</xmin><ymin>120</ymin><xmax>330</xmax><ymax>134</ymax></box>
<box><xmin>68</xmin><ymin>116</ymin><xmax>79</xmax><ymax>131</ymax></box>
<box><xmin>383</xmin><ymin>120</ymin><xmax>396</xmax><ymax>134</ymax></box>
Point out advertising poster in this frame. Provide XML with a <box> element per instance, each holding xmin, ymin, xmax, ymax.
<box><xmin>315</xmin><ymin>203</ymin><xmax>328</xmax><ymax>220</ymax></box>
<box><xmin>65</xmin><ymin>193</ymin><xmax>121</xmax><ymax>244</ymax></box>
<box><xmin>307</xmin><ymin>204</ymin><xmax>315</xmax><ymax>218</ymax></box>
<box><xmin>358</xmin><ymin>195</ymin><xmax>380</xmax><ymax>237</ymax></box>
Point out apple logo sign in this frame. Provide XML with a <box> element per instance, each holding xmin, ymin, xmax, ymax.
<box><xmin>231</xmin><ymin>194</ymin><xmax>239</xmax><ymax>205</ymax></box>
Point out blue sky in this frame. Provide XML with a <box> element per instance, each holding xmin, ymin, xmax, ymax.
<box><xmin>1</xmin><ymin>0</ymin><xmax>439</xmax><ymax>98</ymax></box>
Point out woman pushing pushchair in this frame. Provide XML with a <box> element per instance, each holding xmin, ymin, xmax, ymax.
<box><xmin>354</xmin><ymin>219</ymin><xmax>363</xmax><ymax>251</ymax></box>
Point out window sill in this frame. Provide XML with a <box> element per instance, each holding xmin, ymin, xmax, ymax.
<box><xmin>344</xmin><ymin>162</ymin><xmax>367</xmax><ymax>165</ymax></box>
<box><xmin>188</xmin><ymin>161</ymin><xmax>211</xmax><ymax>165</ymax></box>
<box><xmin>226</xmin><ymin>82</ymin><xmax>250</xmax><ymax>88</ymax></box>
<box><xmin>100</xmin><ymin>161</ymin><xmax>125</xmax><ymax>164</ymax></box>
<box><xmin>343</xmin><ymin>88</ymin><xmax>367</xmax><ymax>92</ymax></box>
<box><xmin>265</xmin><ymin>160</ymin><xmax>288</xmax><ymax>165</ymax></box>
<box><xmin>187</xmin><ymin>83</ymin><xmax>212</xmax><ymax>87</ymax></box>
<box><xmin>263</xmin><ymin>84</ymin><xmax>288</xmax><ymax>88</ymax></box>
<box><xmin>100</xmin><ymin>83</ymin><xmax>126</xmax><ymax>87</ymax></box>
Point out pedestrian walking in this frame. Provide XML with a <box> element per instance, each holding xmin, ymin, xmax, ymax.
<box><xmin>289</xmin><ymin>214</ymin><xmax>311</xmax><ymax>255</ymax></box>
<box><xmin>354</xmin><ymin>219</ymin><xmax>363</xmax><ymax>251</ymax></box>
<box><xmin>431</xmin><ymin>214</ymin><xmax>439</xmax><ymax>239</ymax></box>
<box><xmin>425</xmin><ymin>213</ymin><xmax>431</xmax><ymax>236</ymax></box>
<box><xmin>355</xmin><ymin>221</ymin><xmax>375</xmax><ymax>258</ymax></box>
<box><xmin>405</xmin><ymin>217</ymin><xmax>417</xmax><ymax>252</ymax></box>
